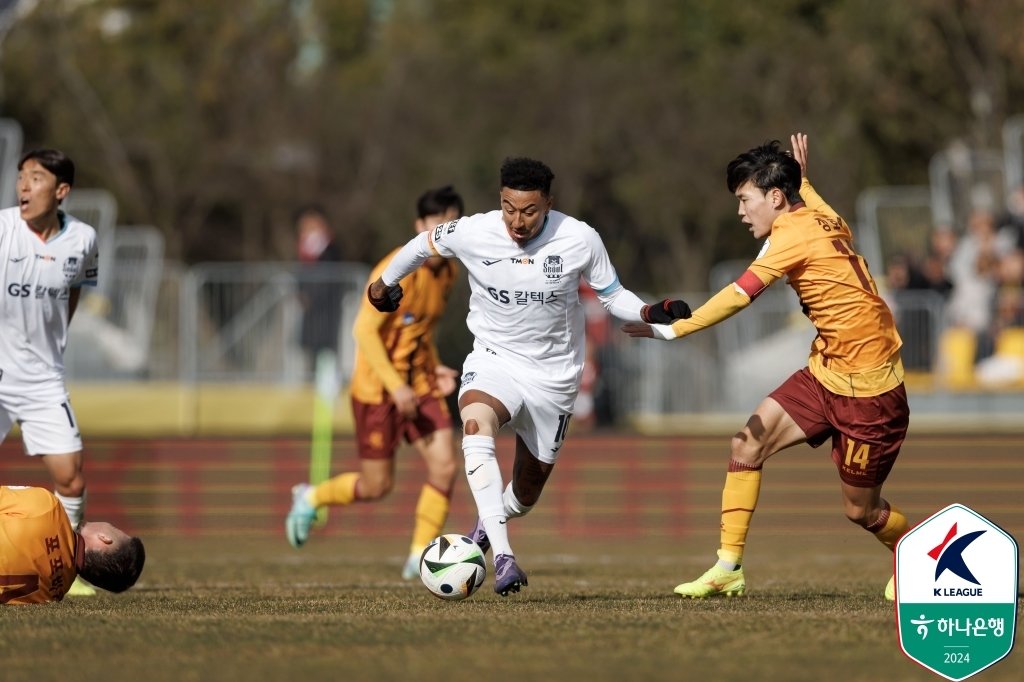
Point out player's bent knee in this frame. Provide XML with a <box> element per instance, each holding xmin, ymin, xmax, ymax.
<box><xmin>460</xmin><ymin>403</ymin><xmax>499</xmax><ymax>438</ymax></box>
<box><xmin>844</xmin><ymin>505</ymin><xmax>872</xmax><ymax>527</ymax></box>
<box><xmin>729</xmin><ymin>436</ymin><xmax>763</xmax><ymax>467</ymax></box>
<box><xmin>54</xmin><ymin>475</ymin><xmax>86</xmax><ymax>497</ymax></box>
<box><xmin>358</xmin><ymin>477</ymin><xmax>393</xmax><ymax>500</ymax></box>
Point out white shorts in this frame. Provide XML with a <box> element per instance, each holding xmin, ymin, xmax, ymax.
<box><xmin>459</xmin><ymin>349</ymin><xmax>577</xmax><ymax>464</ymax></box>
<box><xmin>0</xmin><ymin>376</ymin><xmax>82</xmax><ymax>455</ymax></box>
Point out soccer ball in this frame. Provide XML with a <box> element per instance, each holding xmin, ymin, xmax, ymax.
<box><xmin>419</xmin><ymin>533</ymin><xmax>486</xmax><ymax>600</ymax></box>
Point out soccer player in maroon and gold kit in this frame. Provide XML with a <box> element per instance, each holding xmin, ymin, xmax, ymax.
<box><xmin>1</xmin><ymin>486</ymin><xmax>145</xmax><ymax>604</ymax></box>
<box><xmin>624</xmin><ymin>134</ymin><xmax>910</xmax><ymax>599</ymax></box>
<box><xmin>286</xmin><ymin>186</ymin><xmax>464</xmax><ymax>579</ymax></box>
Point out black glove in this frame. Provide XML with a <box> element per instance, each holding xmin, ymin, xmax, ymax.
<box><xmin>368</xmin><ymin>281</ymin><xmax>404</xmax><ymax>312</ymax></box>
<box><xmin>641</xmin><ymin>298</ymin><xmax>692</xmax><ymax>324</ymax></box>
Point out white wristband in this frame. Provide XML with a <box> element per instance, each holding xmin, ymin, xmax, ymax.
<box><xmin>650</xmin><ymin>324</ymin><xmax>678</xmax><ymax>340</ymax></box>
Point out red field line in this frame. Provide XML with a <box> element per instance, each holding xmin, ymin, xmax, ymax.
<box><xmin>2</xmin><ymin>434</ymin><xmax>1021</xmax><ymax>539</ymax></box>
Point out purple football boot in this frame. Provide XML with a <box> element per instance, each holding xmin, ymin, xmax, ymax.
<box><xmin>493</xmin><ymin>553</ymin><xmax>528</xmax><ymax>596</ymax></box>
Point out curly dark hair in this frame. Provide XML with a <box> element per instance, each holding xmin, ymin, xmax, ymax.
<box><xmin>500</xmin><ymin>157</ymin><xmax>555</xmax><ymax>196</ymax></box>
<box><xmin>80</xmin><ymin>536</ymin><xmax>146</xmax><ymax>593</ymax></box>
<box><xmin>726</xmin><ymin>140</ymin><xmax>802</xmax><ymax>204</ymax></box>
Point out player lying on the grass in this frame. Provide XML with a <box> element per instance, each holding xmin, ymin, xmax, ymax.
<box><xmin>286</xmin><ymin>186</ymin><xmax>463</xmax><ymax>580</ymax></box>
<box><xmin>0</xmin><ymin>485</ymin><xmax>145</xmax><ymax>604</ymax></box>
<box><xmin>367</xmin><ymin>157</ymin><xmax>692</xmax><ymax>596</ymax></box>
<box><xmin>624</xmin><ymin>134</ymin><xmax>910</xmax><ymax>600</ymax></box>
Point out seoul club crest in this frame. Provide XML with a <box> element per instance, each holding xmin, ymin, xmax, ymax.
<box><xmin>895</xmin><ymin>503</ymin><xmax>1018</xmax><ymax>681</ymax></box>
<box><xmin>63</xmin><ymin>256</ymin><xmax>79</xmax><ymax>283</ymax></box>
<box><xmin>543</xmin><ymin>255</ymin><xmax>563</xmax><ymax>280</ymax></box>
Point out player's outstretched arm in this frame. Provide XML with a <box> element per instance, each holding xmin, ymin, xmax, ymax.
<box><xmin>623</xmin><ymin>280</ymin><xmax>757</xmax><ymax>342</ymax></box>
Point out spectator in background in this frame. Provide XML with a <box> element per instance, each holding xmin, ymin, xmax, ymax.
<box><xmin>884</xmin><ymin>252</ymin><xmax>932</xmax><ymax>370</ymax></box>
<box><xmin>921</xmin><ymin>228</ymin><xmax>956</xmax><ymax>297</ymax></box>
<box><xmin>295</xmin><ymin>204</ymin><xmax>343</xmax><ymax>371</ymax></box>
<box><xmin>945</xmin><ymin>207</ymin><xmax>1014</xmax><ymax>361</ymax></box>
<box><xmin>996</xmin><ymin>184</ymin><xmax>1024</xmax><ymax>249</ymax></box>
<box><xmin>973</xmin><ymin>234</ymin><xmax>1024</xmax><ymax>386</ymax></box>
<box><xmin>993</xmin><ymin>187</ymin><xmax>1024</xmax><ymax>340</ymax></box>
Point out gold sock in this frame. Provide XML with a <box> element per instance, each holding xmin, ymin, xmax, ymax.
<box><xmin>867</xmin><ymin>501</ymin><xmax>908</xmax><ymax>551</ymax></box>
<box><xmin>309</xmin><ymin>472</ymin><xmax>360</xmax><ymax>507</ymax></box>
<box><xmin>720</xmin><ymin>461</ymin><xmax>762</xmax><ymax>563</ymax></box>
<box><xmin>410</xmin><ymin>484</ymin><xmax>451</xmax><ymax>556</ymax></box>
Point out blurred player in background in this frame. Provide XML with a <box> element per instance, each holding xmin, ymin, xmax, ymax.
<box><xmin>287</xmin><ymin>186</ymin><xmax>464</xmax><ymax>580</ymax></box>
<box><xmin>0</xmin><ymin>485</ymin><xmax>145</xmax><ymax>604</ymax></box>
<box><xmin>624</xmin><ymin>134</ymin><xmax>910</xmax><ymax>600</ymax></box>
<box><xmin>0</xmin><ymin>149</ymin><xmax>99</xmax><ymax>596</ymax></box>
<box><xmin>367</xmin><ymin>158</ymin><xmax>691</xmax><ymax>596</ymax></box>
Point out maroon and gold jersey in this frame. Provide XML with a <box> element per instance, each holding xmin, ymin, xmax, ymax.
<box><xmin>667</xmin><ymin>178</ymin><xmax>903</xmax><ymax>397</ymax></box>
<box><xmin>0</xmin><ymin>486</ymin><xmax>80</xmax><ymax>604</ymax></box>
<box><xmin>350</xmin><ymin>249</ymin><xmax>457</xmax><ymax>404</ymax></box>
<box><xmin>747</xmin><ymin>179</ymin><xmax>903</xmax><ymax>395</ymax></box>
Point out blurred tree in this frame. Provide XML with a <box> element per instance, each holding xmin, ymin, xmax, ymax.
<box><xmin>0</xmin><ymin>0</ymin><xmax>1022</xmax><ymax>293</ymax></box>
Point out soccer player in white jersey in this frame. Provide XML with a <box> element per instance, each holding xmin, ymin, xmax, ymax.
<box><xmin>1</xmin><ymin>149</ymin><xmax>99</xmax><ymax>596</ymax></box>
<box><xmin>368</xmin><ymin>157</ymin><xmax>692</xmax><ymax>595</ymax></box>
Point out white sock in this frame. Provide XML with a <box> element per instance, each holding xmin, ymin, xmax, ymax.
<box><xmin>716</xmin><ymin>550</ymin><xmax>739</xmax><ymax>571</ymax></box>
<box><xmin>55</xmin><ymin>490</ymin><xmax>87</xmax><ymax>530</ymax></box>
<box><xmin>502</xmin><ymin>482</ymin><xmax>533</xmax><ymax>519</ymax></box>
<box><xmin>462</xmin><ymin>435</ymin><xmax>512</xmax><ymax>557</ymax></box>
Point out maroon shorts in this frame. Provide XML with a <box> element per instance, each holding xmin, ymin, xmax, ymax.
<box><xmin>769</xmin><ymin>367</ymin><xmax>909</xmax><ymax>487</ymax></box>
<box><xmin>351</xmin><ymin>394</ymin><xmax>452</xmax><ymax>460</ymax></box>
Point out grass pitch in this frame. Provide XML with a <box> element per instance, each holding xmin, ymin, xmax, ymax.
<box><xmin>3</xmin><ymin>535</ymin><xmax>1020</xmax><ymax>682</ymax></box>
<box><xmin>2</xmin><ymin>433</ymin><xmax>1022</xmax><ymax>681</ymax></box>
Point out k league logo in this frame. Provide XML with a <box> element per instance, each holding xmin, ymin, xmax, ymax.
<box><xmin>895</xmin><ymin>504</ymin><xmax>1018</xmax><ymax>681</ymax></box>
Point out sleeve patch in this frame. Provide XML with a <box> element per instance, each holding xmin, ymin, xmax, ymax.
<box><xmin>735</xmin><ymin>269</ymin><xmax>768</xmax><ymax>300</ymax></box>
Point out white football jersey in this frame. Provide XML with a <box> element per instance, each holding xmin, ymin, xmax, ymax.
<box><xmin>428</xmin><ymin>210</ymin><xmax>622</xmax><ymax>392</ymax></box>
<box><xmin>0</xmin><ymin>208</ymin><xmax>98</xmax><ymax>380</ymax></box>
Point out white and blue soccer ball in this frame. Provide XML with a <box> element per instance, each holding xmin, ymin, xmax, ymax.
<box><xmin>419</xmin><ymin>533</ymin><xmax>486</xmax><ymax>601</ymax></box>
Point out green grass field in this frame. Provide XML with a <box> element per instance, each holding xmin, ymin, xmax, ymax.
<box><xmin>1</xmin><ymin>434</ymin><xmax>1021</xmax><ymax>681</ymax></box>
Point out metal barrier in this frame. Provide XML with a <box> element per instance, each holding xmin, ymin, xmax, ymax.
<box><xmin>929</xmin><ymin>145</ymin><xmax>1006</xmax><ymax>229</ymax></box>
<box><xmin>1003</xmin><ymin>114</ymin><xmax>1024</xmax><ymax>192</ymax></box>
<box><xmin>0</xmin><ymin>117</ymin><xmax>22</xmax><ymax>210</ymax></box>
<box><xmin>178</xmin><ymin>262</ymin><xmax>370</xmax><ymax>384</ymax></box>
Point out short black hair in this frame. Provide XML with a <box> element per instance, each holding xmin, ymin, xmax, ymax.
<box><xmin>80</xmin><ymin>536</ymin><xmax>146</xmax><ymax>593</ymax></box>
<box><xmin>500</xmin><ymin>157</ymin><xmax>555</xmax><ymax>196</ymax></box>
<box><xmin>416</xmin><ymin>185</ymin><xmax>464</xmax><ymax>218</ymax></box>
<box><xmin>726</xmin><ymin>141</ymin><xmax>802</xmax><ymax>204</ymax></box>
<box><xmin>18</xmin><ymin>148</ymin><xmax>75</xmax><ymax>187</ymax></box>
